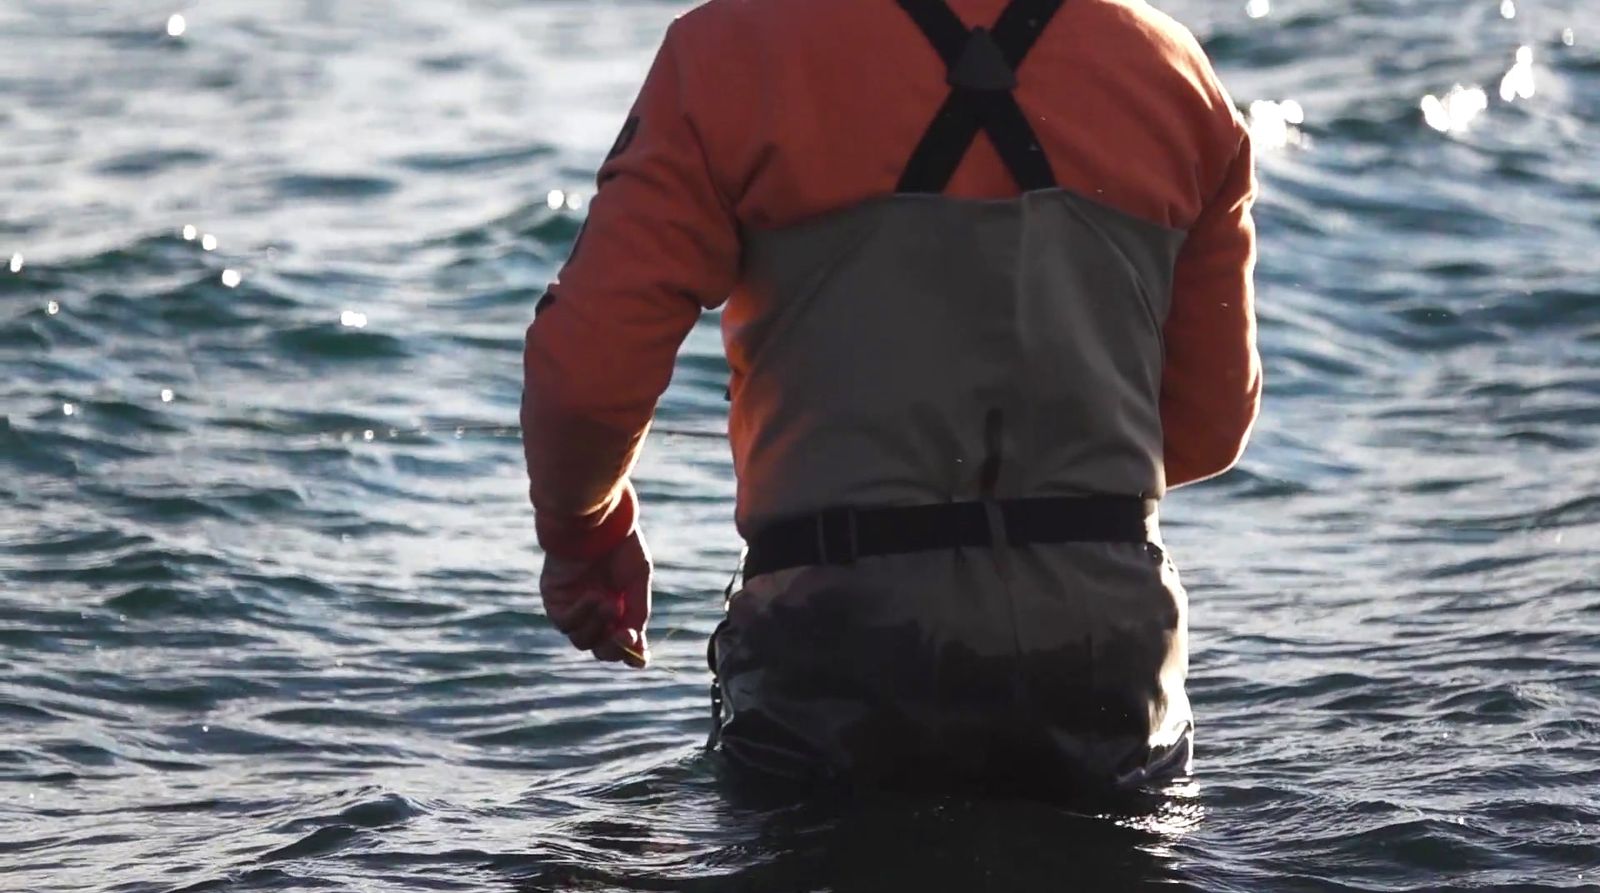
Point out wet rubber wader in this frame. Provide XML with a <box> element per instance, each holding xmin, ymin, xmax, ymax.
<box><xmin>705</xmin><ymin>0</ymin><xmax>1195</xmax><ymax>793</ymax></box>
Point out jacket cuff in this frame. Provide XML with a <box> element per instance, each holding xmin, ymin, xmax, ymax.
<box><xmin>535</xmin><ymin>482</ymin><xmax>638</xmax><ymax>562</ymax></box>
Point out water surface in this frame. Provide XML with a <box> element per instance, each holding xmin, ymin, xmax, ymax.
<box><xmin>2</xmin><ymin>1</ymin><xmax>1598</xmax><ymax>890</ymax></box>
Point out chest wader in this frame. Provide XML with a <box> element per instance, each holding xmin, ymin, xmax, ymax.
<box><xmin>707</xmin><ymin>0</ymin><xmax>1193</xmax><ymax>791</ymax></box>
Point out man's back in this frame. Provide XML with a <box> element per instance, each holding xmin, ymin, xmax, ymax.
<box><xmin>523</xmin><ymin>0</ymin><xmax>1260</xmax><ymax>792</ymax></box>
<box><xmin>656</xmin><ymin>0</ymin><xmax>1241</xmax><ymax>222</ymax></box>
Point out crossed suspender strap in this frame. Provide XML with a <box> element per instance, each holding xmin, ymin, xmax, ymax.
<box><xmin>896</xmin><ymin>0</ymin><xmax>1066</xmax><ymax>194</ymax></box>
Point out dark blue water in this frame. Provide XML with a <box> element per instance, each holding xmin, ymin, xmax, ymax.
<box><xmin>3</xmin><ymin>1</ymin><xmax>1598</xmax><ymax>890</ymax></box>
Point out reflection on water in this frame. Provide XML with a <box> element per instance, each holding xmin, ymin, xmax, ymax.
<box><xmin>1247</xmin><ymin>99</ymin><xmax>1308</xmax><ymax>151</ymax></box>
<box><xmin>495</xmin><ymin>764</ymin><xmax>1204</xmax><ymax>892</ymax></box>
<box><xmin>1501</xmin><ymin>46</ymin><xmax>1537</xmax><ymax>102</ymax></box>
<box><xmin>545</xmin><ymin>189</ymin><xmax>585</xmax><ymax>212</ymax></box>
<box><xmin>1421</xmin><ymin>85</ymin><xmax>1489</xmax><ymax>134</ymax></box>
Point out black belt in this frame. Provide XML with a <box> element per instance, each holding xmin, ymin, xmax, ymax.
<box><xmin>743</xmin><ymin>496</ymin><xmax>1155</xmax><ymax>579</ymax></box>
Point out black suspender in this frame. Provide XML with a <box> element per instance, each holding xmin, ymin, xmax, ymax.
<box><xmin>896</xmin><ymin>0</ymin><xmax>1066</xmax><ymax>194</ymax></box>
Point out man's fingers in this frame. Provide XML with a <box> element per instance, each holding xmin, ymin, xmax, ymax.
<box><xmin>591</xmin><ymin>640</ymin><xmax>627</xmax><ymax>664</ymax></box>
<box><xmin>566</xmin><ymin>614</ymin><xmax>615</xmax><ymax>651</ymax></box>
<box><xmin>545</xmin><ymin>588</ymin><xmax>617</xmax><ymax>633</ymax></box>
<box><xmin>544</xmin><ymin>587</ymin><xmax>627</xmax><ymax>652</ymax></box>
<box><xmin>618</xmin><ymin>643</ymin><xmax>648</xmax><ymax>669</ymax></box>
<box><xmin>542</xmin><ymin>530</ymin><xmax>652</xmax><ymax>670</ymax></box>
<box><xmin>594</xmin><ymin>629</ymin><xmax>648</xmax><ymax>669</ymax></box>
<box><xmin>543</xmin><ymin>589</ymin><xmax>595</xmax><ymax>631</ymax></box>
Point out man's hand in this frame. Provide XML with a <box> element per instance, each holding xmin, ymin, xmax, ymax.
<box><xmin>539</xmin><ymin>528</ymin><xmax>653</xmax><ymax>668</ymax></box>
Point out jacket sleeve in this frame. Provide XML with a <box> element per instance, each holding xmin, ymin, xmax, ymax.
<box><xmin>521</xmin><ymin>24</ymin><xmax>740</xmax><ymax>560</ymax></box>
<box><xmin>1160</xmin><ymin>128</ymin><xmax>1263</xmax><ymax>488</ymax></box>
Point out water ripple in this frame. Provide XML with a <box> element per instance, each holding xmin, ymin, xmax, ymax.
<box><xmin>3</xmin><ymin>1</ymin><xmax>1599</xmax><ymax>891</ymax></box>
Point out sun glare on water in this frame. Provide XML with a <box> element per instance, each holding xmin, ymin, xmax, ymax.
<box><xmin>1500</xmin><ymin>46</ymin><xmax>1536</xmax><ymax>102</ymax></box>
<box><xmin>1421</xmin><ymin>85</ymin><xmax>1489</xmax><ymax>134</ymax></box>
<box><xmin>1248</xmin><ymin>99</ymin><xmax>1308</xmax><ymax>150</ymax></box>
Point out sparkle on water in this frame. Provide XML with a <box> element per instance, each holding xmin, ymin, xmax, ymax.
<box><xmin>9</xmin><ymin>252</ymin><xmax>22</xmax><ymax>273</ymax></box>
<box><xmin>5</xmin><ymin>1</ymin><xmax>1599</xmax><ymax>890</ymax></box>
<box><xmin>166</xmin><ymin>14</ymin><xmax>186</xmax><ymax>38</ymax></box>
<box><xmin>1421</xmin><ymin>84</ymin><xmax>1489</xmax><ymax>133</ymax></box>
<box><xmin>221</xmin><ymin>269</ymin><xmax>242</xmax><ymax>288</ymax></box>
<box><xmin>201</xmin><ymin>233</ymin><xmax>218</xmax><ymax>251</ymax></box>
<box><xmin>1247</xmin><ymin>99</ymin><xmax>1308</xmax><ymax>151</ymax></box>
<box><xmin>1500</xmin><ymin>46</ymin><xmax>1537</xmax><ymax>103</ymax></box>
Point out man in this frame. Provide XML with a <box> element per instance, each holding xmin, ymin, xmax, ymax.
<box><xmin>524</xmin><ymin>0</ymin><xmax>1260</xmax><ymax>791</ymax></box>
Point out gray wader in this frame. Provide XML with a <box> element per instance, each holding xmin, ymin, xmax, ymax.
<box><xmin>707</xmin><ymin>0</ymin><xmax>1194</xmax><ymax>793</ymax></box>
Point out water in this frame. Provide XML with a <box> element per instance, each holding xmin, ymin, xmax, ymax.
<box><xmin>2</xmin><ymin>1</ymin><xmax>1597</xmax><ymax>890</ymax></box>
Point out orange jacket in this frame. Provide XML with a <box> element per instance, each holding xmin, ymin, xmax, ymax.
<box><xmin>523</xmin><ymin>0</ymin><xmax>1260</xmax><ymax>559</ymax></box>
